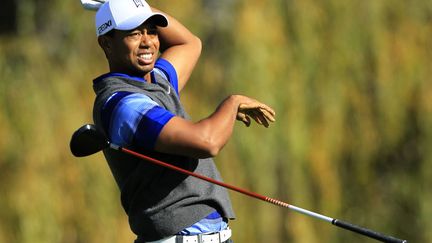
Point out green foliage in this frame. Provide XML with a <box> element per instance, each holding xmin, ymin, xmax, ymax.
<box><xmin>1</xmin><ymin>0</ymin><xmax>431</xmax><ymax>242</ymax></box>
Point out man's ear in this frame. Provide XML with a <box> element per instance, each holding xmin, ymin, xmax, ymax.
<box><xmin>98</xmin><ymin>35</ymin><xmax>112</xmax><ymax>56</ymax></box>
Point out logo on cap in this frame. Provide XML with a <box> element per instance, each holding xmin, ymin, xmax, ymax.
<box><xmin>133</xmin><ymin>0</ymin><xmax>145</xmax><ymax>8</ymax></box>
<box><xmin>98</xmin><ymin>20</ymin><xmax>112</xmax><ymax>35</ymax></box>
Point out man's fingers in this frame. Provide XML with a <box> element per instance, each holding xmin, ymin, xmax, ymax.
<box><xmin>238</xmin><ymin>101</ymin><xmax>276</xmax><ymax>128</ymax></box>
<box><xmin>246</xmin><ymin>110</ymin><xmax>269</xmax><ymax>128</ymax></box>
<box><xmin>239</xmin><ymin>110</ymin><xmax>273</xmax><ymax>127</ymax></box>
<box><xmin>257</xmin><ymin>104</ymin><xmax>276</xmax><ymax>121</ymax></box>
<box><xmin>239</xmin><ymin>104</ymin><xmax>275</xmax><ymax>118</ymax></box>
<box><xmin>260</xmin><ymin>108</ymin><xmax>276</xmax><ymax>122</ymax></box>
<box><xmin>244</xmin><ymin>116</ymin><xmax>251</xmax><ymax>127</ymax></box>
<box><xmin>253</xmin><ymin>110</ymin><xmax>268</xmax><ymax>127</ymax></box>
<box><xmin>237</xmin><ymin>112</ymin><xmax>251</xmax><ymax>127</ymax></box>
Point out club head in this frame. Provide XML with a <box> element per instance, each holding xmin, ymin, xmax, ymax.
<box><xmin>81</xmin><ymin>0</ymin><xmax>106</xmax><ymax>11</ymax></box>
<box><xmin>70</xmin><ymin>124</ymin><xmax>110</xmax><ymax>157</ymax></box>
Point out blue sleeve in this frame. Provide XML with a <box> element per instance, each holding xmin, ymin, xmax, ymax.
<box><xmin>101</xmin><ymin>92</ymin><xmax>175</xmax><ymax>149</ymax></box>
<box><xmin>154</xmin><ymin>58</ymin><xmax>179</xmax><ymax>95</ymax></box>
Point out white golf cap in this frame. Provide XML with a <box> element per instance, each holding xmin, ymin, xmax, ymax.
<box><xmin>95</xmin><ymin>0</ymin><xmax>168</xmax><ymax>37</ymax></box>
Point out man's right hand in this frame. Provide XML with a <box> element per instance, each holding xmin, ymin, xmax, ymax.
<box><xmin>236</xmin><ymin>98</ymin><xmax>276</xmax><ymax>128</ymax></box>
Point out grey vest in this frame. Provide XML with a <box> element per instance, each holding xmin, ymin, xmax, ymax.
<box><xmin>92</xmin><ymin>72</ymin><xmax>235</xmax><ymax>241</ymax></box>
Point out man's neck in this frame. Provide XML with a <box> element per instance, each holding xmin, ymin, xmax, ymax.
<box><xmin>109</xmin><ymin>68</ymin><xmax>152</xmax><ymax>83</ymax></box>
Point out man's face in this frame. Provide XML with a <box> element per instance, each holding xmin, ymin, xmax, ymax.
<box><xmin>104</xmin><ymin>21</ymin><xmax>160</xmax><ymax>78</ymax></box>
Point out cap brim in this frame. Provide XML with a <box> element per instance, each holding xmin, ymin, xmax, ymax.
<box><xmin>116</xmin><ymin>13</ymin><xmax>168</xmax><ymax>31</ymax></box>
<box><xmin>149</xmin><ymin>14</ymin><xmax>169</xmax><ymax>27</ymax></box>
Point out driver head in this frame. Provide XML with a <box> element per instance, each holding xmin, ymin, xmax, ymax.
<box><xmin>70</xmin><ymin>124</ymin><xmax>109</xmax><ymax>157</ymax></box>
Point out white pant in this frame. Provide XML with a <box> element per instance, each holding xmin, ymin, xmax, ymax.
<box><xmin>147</xmin><ymin>228</ymin><xmax>232</xmax><ymax>243</ymax></box>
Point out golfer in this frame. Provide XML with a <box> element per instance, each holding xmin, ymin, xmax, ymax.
<box><xmin>92</xmin><ymin>0</ymin><xmax>275</xmax><ymax>242</ymax></box>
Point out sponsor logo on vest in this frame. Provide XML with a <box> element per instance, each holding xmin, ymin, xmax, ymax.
<box><xmin>133</xmin><ymin>0</ymin><xmax>144</xmax><ymax>8</ymax></box>
<box><xmin>98</xmin><ymin>20</ymin><xmax>112</xmax><ymax>34</ymax></box>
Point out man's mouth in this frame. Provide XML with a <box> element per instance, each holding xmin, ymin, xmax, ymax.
<box><xmin>138</xmin><ymin>53</ymin><xmax>152</xmax><ymax>60</ymax></box>
<box><xmin>137</xmin><ymin>53</ymin><xmax>154</xmax><ymax>65</ymax></box>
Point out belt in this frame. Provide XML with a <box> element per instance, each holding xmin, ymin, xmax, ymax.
<box><xmin>147</xmin><ymin>228</ymin><xmax>232</xmax><ymax>243</ymax></box>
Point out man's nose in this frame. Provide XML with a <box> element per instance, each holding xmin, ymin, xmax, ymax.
<box><xmin>140</xmin><ymin>32</ymin><xmax>153</xmax><ymax>46</ymax></box>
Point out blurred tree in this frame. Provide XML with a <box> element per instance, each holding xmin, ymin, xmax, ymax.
<box><xmin>0</xmin><ymin>0</ymin><xmax>17</xmax><ymax>34</ymax></box>
<box><xmin>0</xmin><ymin>0</ymin><xmax>431</xmax><ymax>242</ymax></box>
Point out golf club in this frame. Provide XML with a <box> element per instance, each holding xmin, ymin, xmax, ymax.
<box><xmin>70</xmin><ymin>124</ymin><xmax>407</xmax><ymax>243</ymax></box>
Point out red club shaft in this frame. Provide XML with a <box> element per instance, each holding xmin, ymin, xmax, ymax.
<box><xmin>115</xmin><ymin>145</ymin><xmax>406</xmax><ymax>243</ymax></box>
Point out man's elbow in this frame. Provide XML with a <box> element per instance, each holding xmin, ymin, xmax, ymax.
<box><xmin>206</xmin><ymin>145</ymin><xmax>221</xmax><ymax>158</ymax></box>
<box><xmin>199</xmin><ymin>138</ymin><xmax>224</xmax><ymax>158</ymax></box>
<box><xmin>191</xmin><ymin>35</ymin><xmax>202</xmax><ymax>57</ymax></box>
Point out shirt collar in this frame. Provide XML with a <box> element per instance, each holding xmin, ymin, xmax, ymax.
<box><xmin>93</xmin><ymin>72</ymin><xmax>150</xmax><ymax>85</ymax></box>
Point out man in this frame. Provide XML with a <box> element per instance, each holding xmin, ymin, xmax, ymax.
<box><xmin>92</xmin><ymin>0</ymin><xmax>276</xmax><ymax>242</ymax></box>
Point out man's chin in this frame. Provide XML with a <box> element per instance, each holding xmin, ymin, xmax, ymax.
<box><xmin>140</xmin><ymin>63</ymin><xmax>155</xmax><ymax>72</ymax></box>
<box><xmin>132</xmin><ymin>64</ymin><xmax>155</xmax><ymax>74</ymax></box>
<box><xmin>127</xmin><ymin>66</ymin><xmax>154</xmax><ymax>78</ymax></box>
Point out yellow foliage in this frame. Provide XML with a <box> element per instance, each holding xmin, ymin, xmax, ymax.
<box><xmin>1</xmin><ymin>0</ymin><xmax>431</xmax><ymax>242</ymax></box>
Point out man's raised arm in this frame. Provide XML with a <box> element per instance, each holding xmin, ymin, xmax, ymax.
<box><xmin>152</xmin><ymin>7</ymin><xmax>202</xmax><ymax>91</ymax></box>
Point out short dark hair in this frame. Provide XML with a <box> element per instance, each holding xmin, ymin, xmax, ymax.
<box><xmin>103</xmin><ymin>29</ymin><xmax>115</xmax><ymax>37</ymax></box>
